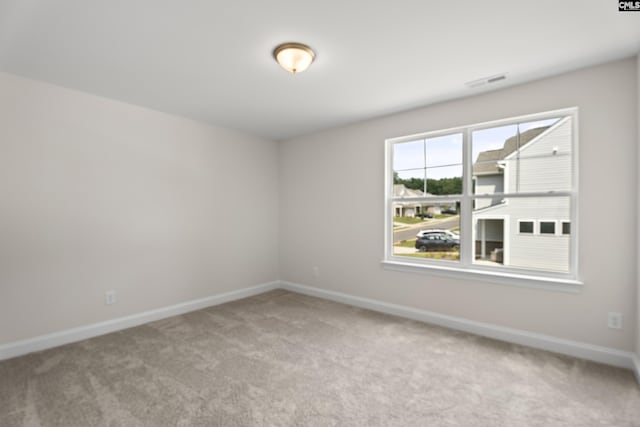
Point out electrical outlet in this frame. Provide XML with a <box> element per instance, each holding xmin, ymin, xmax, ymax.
<box><xmin>607</xmin><ymin>312</ymin><xmax>622</xmax><ymax>329</ymax></box>
<box><xmin>312</xmin><ymin>266</ymin><xmax>320</xmax><ymax>278</ymax></box>
<box><xmin>105</xmin><ymin>290</ymin><xmax>117</xmax><ymax>305</ymax></box>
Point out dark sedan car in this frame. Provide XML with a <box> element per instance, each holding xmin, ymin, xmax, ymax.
<box><xmin>414</xmin><ymin>233</ymin><xmax>459</xmax><ymax>252</ymax></box>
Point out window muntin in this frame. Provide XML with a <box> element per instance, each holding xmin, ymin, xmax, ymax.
<box><xmin>392</xmin><ymin>203</ymin><xmax>460</xmax><ymax>262</ymax></box>
<box><xmin>393</xmin><ymin>133</ymin><xmax>463</xmax><ymax>197</ymax></box>
<box><xmin>471</xmin><ymin>117</ymin><xmax>569</xmax><ymax>196</ymax></box>
<box><xmin>386</xmin><ymin>108</ymin><xmax>577</xmax><ymax>281</ymax></box>
<box><xmin>474</xmin><ymin>198</ymin><xmax>571</xmax><ymax>272</ymax></box>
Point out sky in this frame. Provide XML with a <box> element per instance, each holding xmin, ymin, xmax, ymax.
<box><xmin>393</xmin><ymin>118</ymin><xmax>559</xmax><ymax>180</ymax></box>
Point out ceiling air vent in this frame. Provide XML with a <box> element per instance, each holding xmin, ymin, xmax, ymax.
<box><xmin>465</xmin><ymin>73</ymin><xmax>507</xmax><ymax>88</ymax></box>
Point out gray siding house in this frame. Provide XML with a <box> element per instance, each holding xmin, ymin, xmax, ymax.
<box><xmin>472</xmin><ymin>117</ymin><xmax>572</xmax><ymax>272</ymax></box>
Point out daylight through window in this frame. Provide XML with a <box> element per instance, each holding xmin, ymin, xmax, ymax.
<box><xmin>386</xmin><ymin>108</ymin><xmax>577</xmax><ymax>280</ymax></box>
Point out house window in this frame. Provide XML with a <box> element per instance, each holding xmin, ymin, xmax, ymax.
<box><xmin>539</xmin><ymin>221</ymin><xmax>556</xmax><ymax>235</ymax></box>
<box><xmin>518</xmin><ymin>221</ymin><xmax>534</xmax><ymax>234</ymax></box>
<box><xmin>385</xmin><ymin>108</ymin><xmax>578</xmax><ymax>283</ymax></box>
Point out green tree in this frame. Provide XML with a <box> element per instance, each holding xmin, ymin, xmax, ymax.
<box><xmin>394</xmin><ymin>175</ymin><xmax>462</xmax><ymax>195</ymax></box>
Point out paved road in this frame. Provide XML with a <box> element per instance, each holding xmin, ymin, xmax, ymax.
<box><xmin>394</xmin><ymin>216</ymin><xmax>460</xmax><ymax>242</ymax></box>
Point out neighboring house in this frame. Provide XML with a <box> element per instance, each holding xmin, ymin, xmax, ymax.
<box><xmin>392</xmin><ymin>184</ymin><xmax>426</xmax><ymax>217</ymax></box>
<box><xmin>472</xmin><ymin>118</ymin><xmax>572</xmax><ymax>272</ymax></box>
<box><xmin>392</xmin><ymin>184</ymin><xmax>455</xmax><ymax>218</ymax></box>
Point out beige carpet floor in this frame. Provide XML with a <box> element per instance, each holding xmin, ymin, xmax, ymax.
<box><xmin>1</xmin><ymin>290</ymin><xmax>639</xmax><ymax>426</ymax></box>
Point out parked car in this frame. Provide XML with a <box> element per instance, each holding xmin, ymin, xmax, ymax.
<box><xmin>414</xmin><ymin>233</ymin><xmax>459</xmax><ymax>252</ymax></box>
<box><xmin>416</xmin><ymin>229</ymin><xmax>460</xmax><ymax>242</ymax></box>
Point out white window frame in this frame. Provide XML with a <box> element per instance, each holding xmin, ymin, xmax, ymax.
<box><xmin>382</xmin><ymin>107</ymin><xmax>581</xmax><ymax>291</ymax></box>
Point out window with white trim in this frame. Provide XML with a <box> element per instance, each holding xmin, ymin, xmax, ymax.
<box><xmin>385</xmin><ymin>108</ymin><xmax>578</xmax><ymax>281</ymax></box>
<box><xmin>539</xmin><ymin>221</ymin><xmax>556</xmax><ymax>235</ymax></box>
<box><xmin>518</xmin><ymin>220</ymin><xmax>535</xmax><ymax>234</ymax></box>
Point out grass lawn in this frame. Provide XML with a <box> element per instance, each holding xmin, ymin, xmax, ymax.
<box><xmin>433</xmin><ymin>213</ymin><xmax>456</xmax><ymax>219</ymax></box>
<box><xmin>398</xmin><ymin>252</ymin><xmax>460</xmax><ymax>260</ymax></box>
<box><xmin>394</xmin><ymin>239</ymin><xmax>459</xmax><ymax>260</ymax></box>
<box><xmin>393</xmin><ymin>216</ymin><xmax>425</xmax><ymax>225</ymax></box>
<box><xmin>394</xmin><ymin>239</ymin><xmax>417</xmax><ymax>248</ymax></box>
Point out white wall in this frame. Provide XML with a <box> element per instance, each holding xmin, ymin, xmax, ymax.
<box><xmin>279</xmin><ymin>57</ymin><xmax>638</xmax><ymax>351</ymax></box>
<box><xmin>0</xmin><ymin>72</ymin><xmax>279</xmax><ymax>344</ymax></box>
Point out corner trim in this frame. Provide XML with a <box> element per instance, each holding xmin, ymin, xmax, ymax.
<box><xmin>0</xmin><ymin>281</ymin><xmax>279</xmax><ymax>362</ymax></box>
<box><xmin>280</xmin><ymin>281</ymin><xmax>636</xmax><ymax>372</ymax></box>
<box><xmin>633</xmin><ymin>354</ymin><xmax>640</xmax><ymax>385</ymax></box>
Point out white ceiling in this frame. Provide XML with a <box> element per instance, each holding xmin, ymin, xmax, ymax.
<box><xmin>0</xmin><ymin>1</ymin><xmax>639</xmax><ymax>140</ymax></box>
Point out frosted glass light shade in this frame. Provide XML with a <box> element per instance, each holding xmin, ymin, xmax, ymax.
<box><xmin>273</xmin><ymin>43</ymin><xmax>315</xmax><ymax>74</ymax></box>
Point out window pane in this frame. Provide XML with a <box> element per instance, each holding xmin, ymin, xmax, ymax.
<box><xmin>425</xmin><ymin>133</ymin><xmax>462</xmax><ymax>168</ymax></box>
<box><xmin>540</xmin><ymin>221</ymin><xmax>556</xmax><ymax>234</ymax></box>
<box><xmin>394</xmin><ymin>168</ymin><xmax>426</xmax><ymax>195</ymax></box>
<box><xmin>393</xmin><ymin>139</ymin><xmax>424</xmax><ymax>171</ymax></box>
<box><xmin>472</xmin><ymin>124</ymin><xmax>516</xmax><ymax>196</ymax></box>
<box><xmin>392</xmin><ymin>203</ymin><xmax>460</xmax><ymax>262</ymax></box>
<box><xmin>425</xmin><ymin>133</ymin><xmax>462</xmax><ymax>195</ymax></box>
<box><xmin>472</xmin><ymin>196</ymin><xmax>570</xmax><ymax>272</ymax></box>
<box><xmin>472</xmin><ymin>117</ymin><xmax>568</xmax><ymax>195</ymax></box>
<box><xmin>394</xmin><ymin>134</ymin><xmax>463</xmax><ymax>197</ymax></box>
<box><xmin>562</xmin><ymin>222</ymin><xmax>571</xmax><ymax>235</ymax></box>
<box><xmin>425</xmin><ymin>165</ymin><xmax>462</xmax><ymax>195</ymax></box>
<box><xmin>519</xmin><ymin>221</ymin><xmax>534</xmax><ymax>233</ymax></box>
<box><xmin>516</xmin><ymin>118</ymin><xmax>572</xmax><ymax>193</ymax></box>
<box><xmin>472</xmin><ymin>124</ymin><xmax>517</xmax><ymax>161</ymax></box>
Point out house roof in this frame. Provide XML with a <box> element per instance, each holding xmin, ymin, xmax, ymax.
<box><xmin>473</xmin><ymin>149</ymin><xmax>504</xmax><ymax>175</ymax></box>
<box><xmin>393</xmin><ymin>184</ymin><xmax>426</xmax><ymax>198</ymax></box>
<box><xmin>501</xmin><ymin>126</ymin><xmax>550</xmax><ymax>158</ymax></box>
<box><xmin>472</xmin><ymin>126</ymin><xmax>550</xmax><ymax>176</ymax></box>
<box><xmin>473</xmin><ymin>199</ymin><xmax>508</xmax><ymax>216</ymax></box>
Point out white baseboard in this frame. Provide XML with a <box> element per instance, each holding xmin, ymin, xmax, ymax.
<box><xmin>280</xmin><ymin>281</ymin><xmax>637</xmax><ymax>372</ymax></box>
<box><xmin>2</xmin><ymin>278</ymin><xmax>638</xmax><ymax>385</ymax></box>
<box><xmin>0</xmin><ymin>281</ymin><xmax>279</xmax><ymax>362</ymax></box>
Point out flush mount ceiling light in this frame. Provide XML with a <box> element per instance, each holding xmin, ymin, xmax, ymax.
<box><xmin>273</xmin><ymin>42</ymin><xmax>315</xmax><ymax>74</ymax></box>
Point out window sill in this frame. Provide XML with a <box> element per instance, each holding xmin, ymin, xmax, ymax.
<box><xmin>381</xmin><ymin>259</ymin><xmax>583</xmax><ymax>293</ymax></box>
